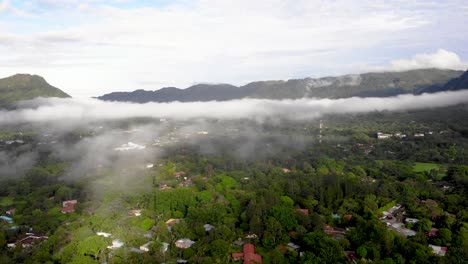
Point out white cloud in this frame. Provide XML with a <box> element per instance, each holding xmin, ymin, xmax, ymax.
<box><xmin>3</xmin><ymin>90</ymin><xmax>468</xmax><ymax>124</ymax></box>
<box><xmin>0</xmin><ymin>0</ymin><xmax>9</xmax><ymax>13</ymax></box>
<box><xmin>376</xmin><ymin>49</ymin><xmax>468</xmax><ymax>72</ymax></box>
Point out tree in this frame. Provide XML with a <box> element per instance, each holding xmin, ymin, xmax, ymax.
<box><xmin>268</xmin><ymin>205</ymin><xmax>297</xmax><ymax>230</ymax></box>
<box><xmin>415</xmin><ymin>218</ymin><xmax>432</xmax><ymax>233</ymax></box>
<box><xmin>438</xmin><ymin>228</ymin><xmax>452</xmax><ymax>244</ymax></box>
<box><xmin>140</xmin><ymin>217</ymin><xmax>155</xmax><ymax>230</ymax></box>
<box><xmin>262</xmin><ymin>217</ymin><xmax>288</xmax><ymax>247</ymax></box>
<box><xmin>77</xmin><ymin>236</ymin><xmax>109</xmax><ymax>260</ymax></box>
<box><xmin>302</xmin><ymin>232</ymin><xmax>345</xmax><ymax>263</ymax></box>
<box><xmin>357</xmin><ymin>245</ymin><xmax>367</xmax><ymax>259</ymax></box>
<box><xmin>209</xmin><ymin>239</ymin><xmax>230</xmax><ymax>262</ymax></box>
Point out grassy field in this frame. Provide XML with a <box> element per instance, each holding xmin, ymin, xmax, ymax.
<box><xmin>413</xmin><ymin>162</ymin><xmax>440</xmax><ymax>172</ymax></box>
<box><xmin>413</xmin><ymin>162</ymin><xmax>446</xmax><ymax>179</ymax></box>
<box><xmin>0</xmin><ymin>196</ymin><xmax>14</xmax><ymax>207</ymax></box>
<box><xmin>376</xmin><ymin>200</ymin><xmax>397</xmax><ymax>215</ymax></box>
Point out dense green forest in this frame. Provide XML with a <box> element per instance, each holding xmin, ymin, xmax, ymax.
<box><xmin>1</xmin><ymin>104</ymin><xmax>468</xmax><ymax>264</ymax></box>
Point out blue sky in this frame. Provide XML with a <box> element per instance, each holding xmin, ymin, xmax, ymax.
<box><xmin>1</xmin><ymin>0</ymin><xmax>467</xmax><ymax>97</ymax></box>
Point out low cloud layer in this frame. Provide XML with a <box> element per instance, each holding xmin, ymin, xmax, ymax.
<box><xmin>2</xmin><ymin>91</ymin><xmax>468</xmax><ymax>187</ymax></box>
<box><xmin>2</xmin><ymin>90</ymin><xmax>468</xmax><ymax>125</ymax></box>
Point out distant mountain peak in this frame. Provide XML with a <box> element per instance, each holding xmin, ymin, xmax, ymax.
<box><xmin>0</xmin><ymin>73</ymin><xmax>70</xmax><ymax>108</ymax></box>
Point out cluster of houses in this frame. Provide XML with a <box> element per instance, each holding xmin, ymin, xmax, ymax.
<box><xmin>7</xmin><ymin>233</ymin><xmax>48</xmax><ymax>249</ymax></box>
<box><xmin>2</xmin><ymin>200</ymin><xmax>78</xmax><ymax>249</ymax></box>
<box><xmin>380</xmin><ymin>204</ymin><xmax>417</xmax><ymax>237</ymax></box>
<box><xmin>377</xmin><ymin>131</ymin><xmax>435</xmax><ymax>139</ymax></box>
<box><xmin>1</xmin><ymin>209</ymin><xmax>18</xmax><ymax>231</ymax></box>
<box><xmin>3</xmin><ymin>139</ymin><xmax>25</xmax><ymax>145</ymax></box>
<box><xmin>356</xmin><ymin>143</ymin><xmax>375</xmax><ymax>155</ymax></box>
<box><xmin>2</xmin><ymin>208</ymin><xmax>48</xmax><ymax>248</ymax></box>
<box><xmin>158</xmin><ymin>171</ymin><xmax>194</xmax><ymax>190</ymax></box>
<box><xmin>379</xmin><ymin>204</ymin><xmax>449</xmax><ymax>256</ymax></box>
<box><xmin>376</xmin><ymin>132</ymin><xmax>407</xmax><ymax>139</ymax></box>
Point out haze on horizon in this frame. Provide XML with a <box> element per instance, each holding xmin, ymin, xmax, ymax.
<box><xmin>1</xmin><ymin>0</ymin><xmax>468</xmax><ymax>97</ymax></box>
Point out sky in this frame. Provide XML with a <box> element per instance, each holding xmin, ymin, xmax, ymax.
<box><xmin>0</xmin><ymin>0</ymin><xmax>467</xmax><ymax>97</ymax></box>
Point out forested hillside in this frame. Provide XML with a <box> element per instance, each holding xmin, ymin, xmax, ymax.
<box><xmin>1</xmin><ymin>104</ymin><xmax>468</xmax><ymax>263</ymax></box>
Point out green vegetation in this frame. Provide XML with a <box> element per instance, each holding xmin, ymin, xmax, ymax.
<box><xmin>413</xmin><ymin>162</ymin><xmax>440</xmax><ymax>172</ymax></box>
<box><xmin>1</xmin><ymin>104</ymin><xmax>468</xmax><ymax>263</ymax></box>
<box><xmin>0</xmin><ymin>74</ymin><xmax>70</xmax><ymax>108</ymax></box>
<box><xmin>376</xmin><ymin>200</ymin><xmax>397</xmax><ymax>215</ymax></box>
<box><xmin>100</xmin><ymin>69</ymin><xmax>464</xmax><ymax>103</ymax></box>
<box><xmin>0</xmin><ymin>197</ymin><xmax>14</xmax><ymax>207</ymax></box>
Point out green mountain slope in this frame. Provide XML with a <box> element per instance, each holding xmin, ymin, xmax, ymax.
<box><xmin>98</xmin><ymin>68</ymin><xmax>464</xmax><ymax>103</ymax></box>
<box><xmin>249</xmin><ymin>68</ymin><xmax>464</xmax><ymax>99</ymax></box>
<box><xmin>0</xmin><ymin>74</ymin><xmax>70</xmax><ymax>108</ymax></box>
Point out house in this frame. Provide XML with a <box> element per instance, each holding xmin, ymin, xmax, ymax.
<box><xmin>377</xmin><ymin>132</ymin><xmax>392</xmax><ymax>139</ymax></box>
<box><xmin>166</xmin><ymin>218</ymin><xmax>180</xmax><ymax>226</ymax></box>
<box><xmin>6</xmin><ymin>208</ymin><xmax>16</xmax><ymax>215</ymax></box>
<box><xmin>294</xmin><ymin>208</ymin><xmax>310</xmax><ymax>216</ymax></box>
<box><xmin>175</xmin><ymin>238</ymin><xmax>195</xmax><ymax>249</ymax></box>
<box><xmin>344</xmin><ymin>214</ymin><xmax>353</xmax><ymax>220</ymax></box>
<box><xmin>11</xmin><ymin>233</ymin><xmax>48</xmax><ymax>248</ymax></box>
<box><xmin>394</xmin><ymin>133</ymin><xmax>406</xmax><ymax>138</ymax></box>
<box><xmin>97</xmin><ymin>232</ymin><xmax>112</xmax><ymax>237</ymax></box>
<box><xmin>405</xmin><ymin>218</ymin><xmax>420</xmax><ymax>224</ymax></box>
<box><xmin>245</xmin><ymin>233</ymin><xmax>258</xmax><ymax>239</ymax></box>
<box><xmin>414</xmin><ymin>133</ymin><xmax>425</xmax><ymax>137</ymax></box>
<box><xmin>179</xmin><ymin>177</ymin><xmax>193</xmax><ymax>187</ymax></box>
<box><xmin>166</xmin><ymin>218</ymin><xmax>181</xmax><ymax>231</ymax></box>
<box><xmin>140</xmin><ymin>241</ymin><xmax>153</xmax><ymax>252</ymax></box>
<box><xmin>428</xmin><ymin>228</ymin><xmax>439</xmax><ymax>238</ymax></box>
<box><xmin>286</xmin><ymin>242</ymin><xmax>300</xmax><ymax>251</ymax></box>
<box><xmin>129</xmin><ymin>209</ymin><xmax>142</xmax><ymax>217</ymax></box>
<box><xmin>324</xmin><ymin>225</ymin><xmax>346</xmax><ymax>235</ymax></box>
<box><xmin>161</xmin><ymin>242</ymin><xmax>169</xmax><ymax>253</ymax></box>
<box><xmin>345</xmin><ymin>251</ymin><xmax>357</xmax><ymax>262</ymax></box>
<box><xmin>61</xmin><ymin>200</ymin><xmax>77</xmax><ymax>214</ymax></box>
<box><xmin>159</xmin><ymin>184</ymin><xmax>173</xmax><ymax>191</ymax></box>
<box><xmin>332</xmin><ymin>213</ymin><xmax>342</xmax><ymax>219</ymax></box>
<box><xmin>282</xmin><ymin>168</ymin><xmax>291</xmax><ymax>173</ymax></box>
<box><xmin>231</xmin><ymin>243</ymin><xmax>262</xmax><ymax>263</ymax></box>
<box><xmin>174</xmin><ymin>171</ymin><xmax>186</xmax><ymax>178</ymax></box>
<box><xmin>429</xmin><ymin>245</ymin><xmax>448</xmax><ymax>256</ymax></box>
<box><xmin>203</xmin><ymin>224</ymin><xmax>215</xmax><ymax>232</ymax></box>
<box><xmin>107</xmin><ymin>239</ymin><xmax>124</xmax><ymax>250</ymax></box>
<box><xmin>0</xmin><ymin>215</ymin><xmax>14</xmax><ymax>224</ymax></box>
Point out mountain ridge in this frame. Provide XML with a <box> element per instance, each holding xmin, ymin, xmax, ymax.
<box><xmin>98</xmin><ymin>68</ymin><xmax>465</xmax><ymax>103</ymax></box>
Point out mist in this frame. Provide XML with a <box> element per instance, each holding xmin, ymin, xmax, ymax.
<box><xmin>2</xmin><ymin>90</ymin><xmax>468</xmax><ymax>125</ymax></box>
<box><xmin>1</xmin><ymin>90</ymin><xmax>468</xmax><ymax>187</ymax></box>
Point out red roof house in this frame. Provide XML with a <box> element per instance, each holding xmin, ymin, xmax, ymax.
<box><xmin>61</xmin><ymin>200</ymin><xmax>77</xmax><ymax>214</ymax></box>
<box><xmin>295</xmin><ymin>208</ymin><xmax>310</xmax><ymax>216</ymax></box>
<box><xmin>231</xmin><ymin>243</ymin><xmax>262</xmax><ymax>264</ymax></box>
<box><xmin>174</xmin><ymin>171</ymin><xmax>186</xmax><ymax>178</ymax></box>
